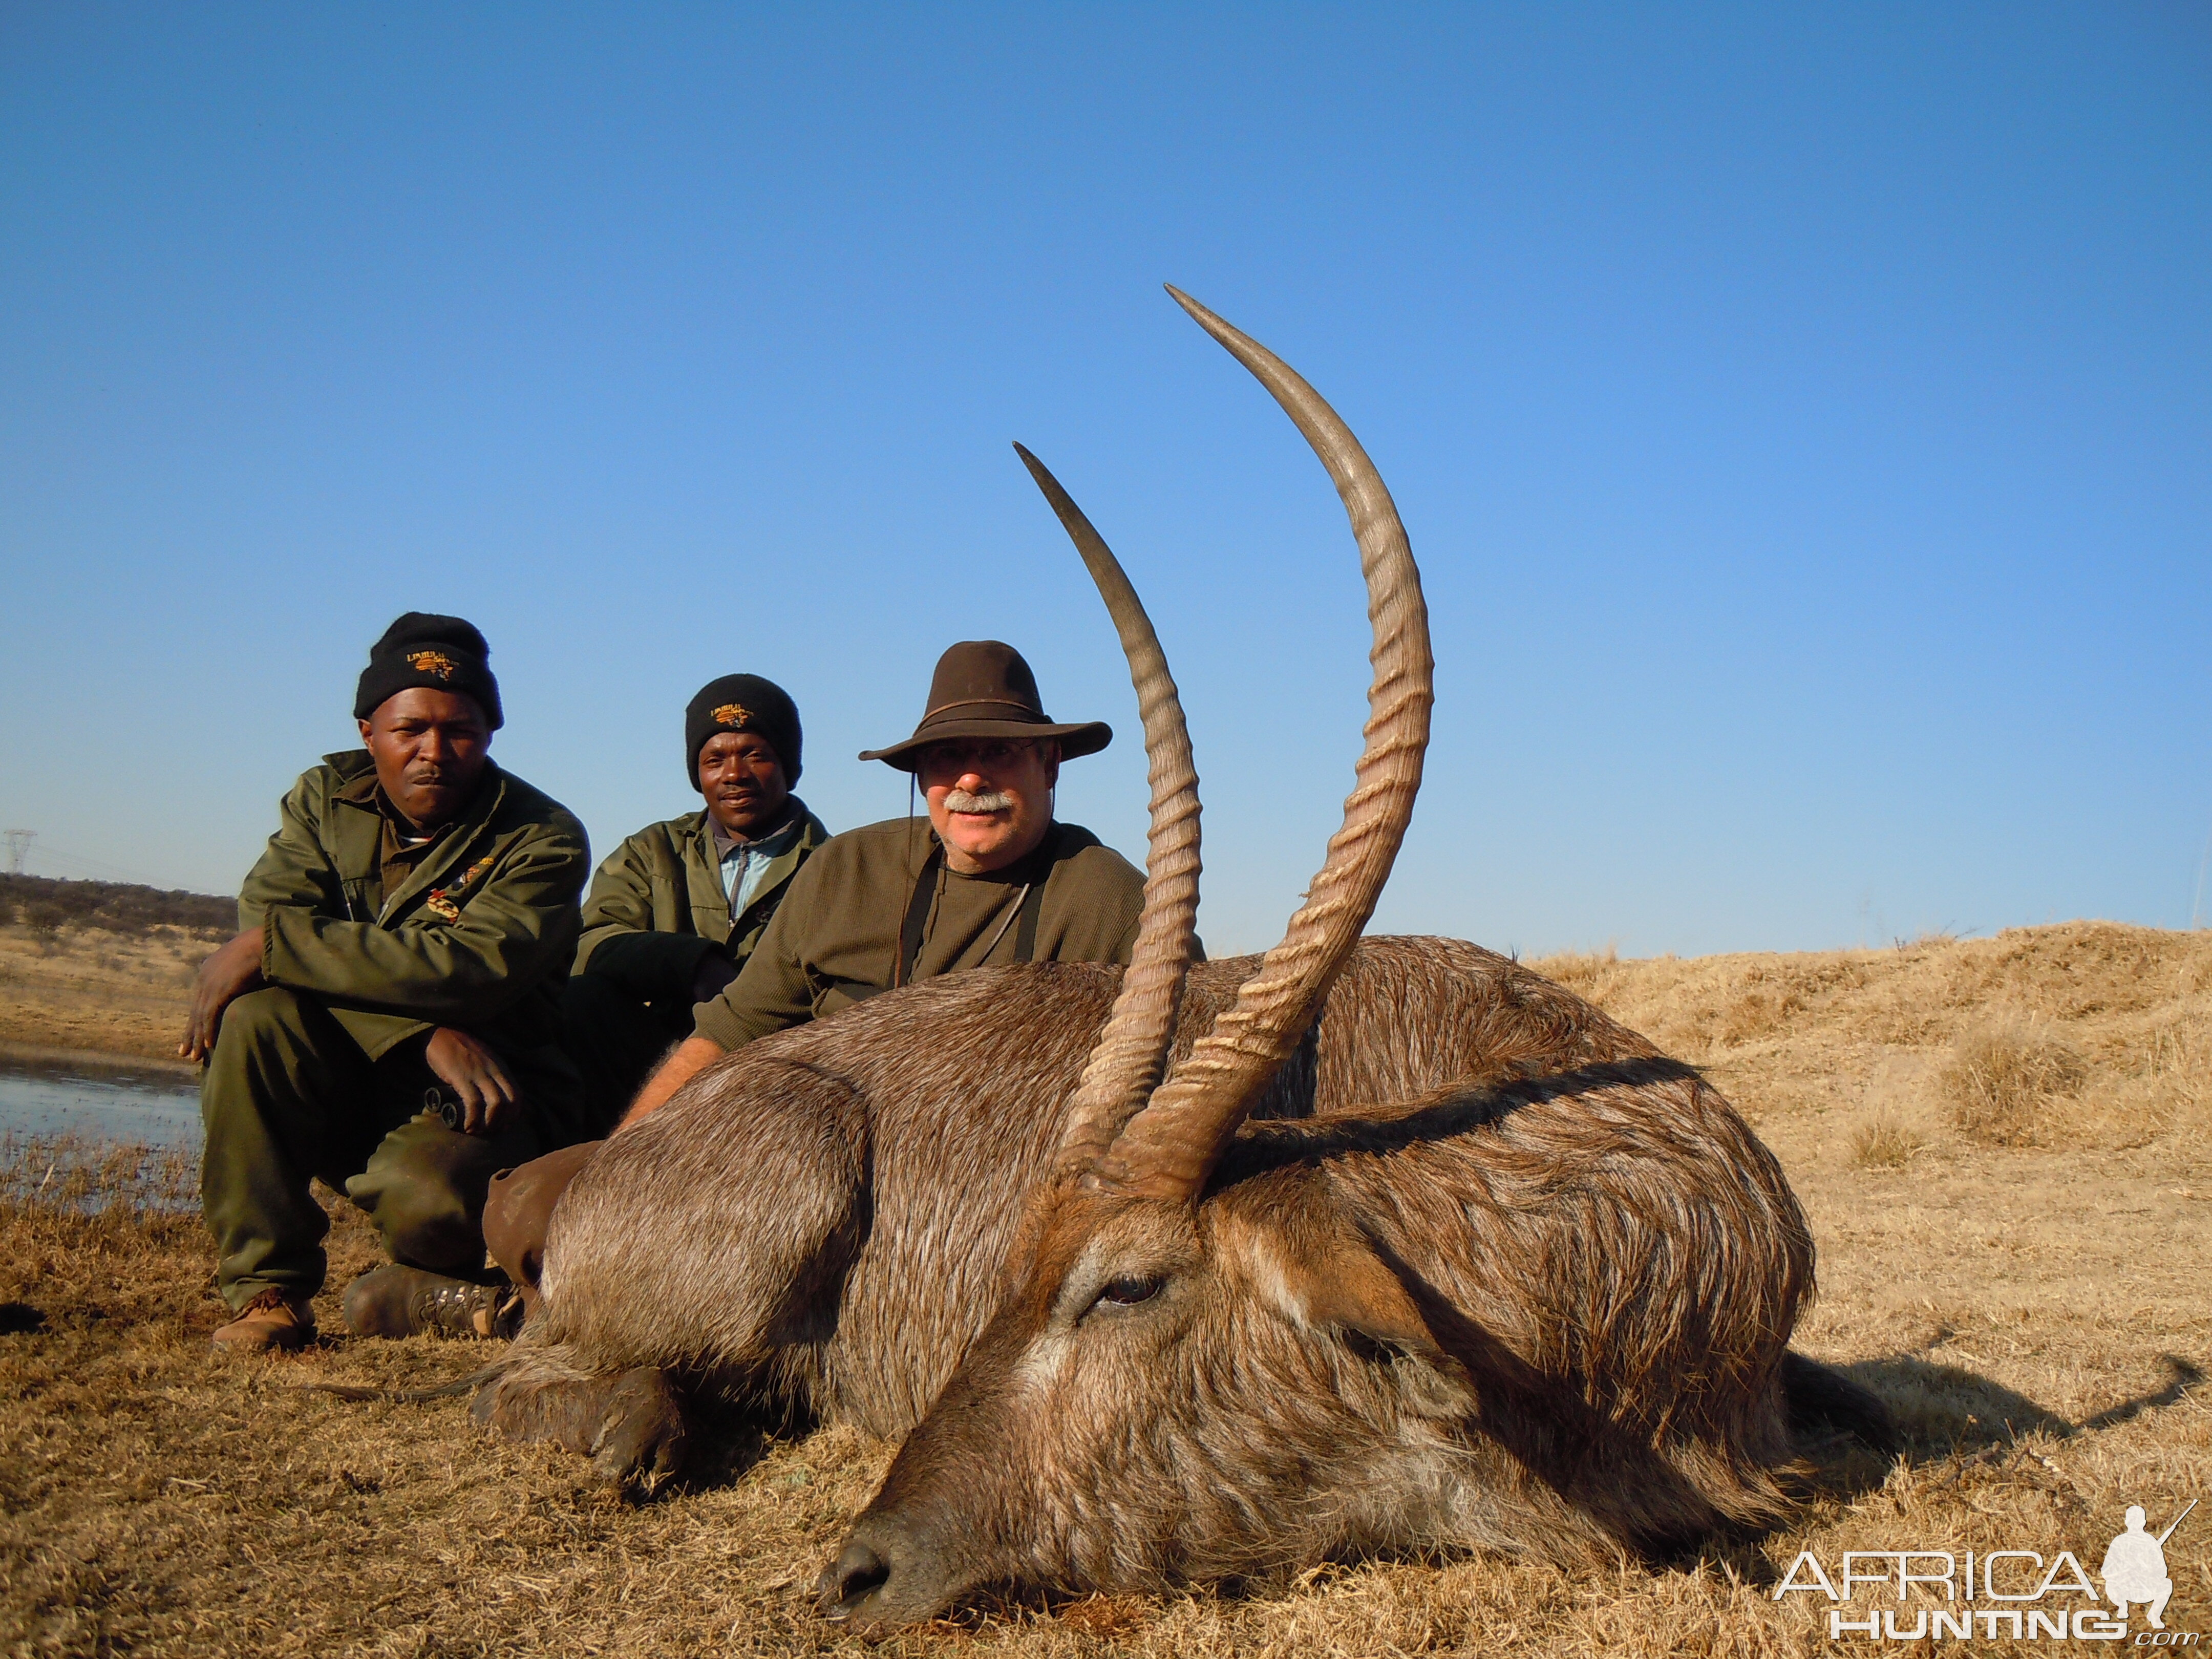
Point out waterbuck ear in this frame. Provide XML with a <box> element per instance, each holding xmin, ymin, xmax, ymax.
<box><xmin>1214</xmin><ymin>1202</ymin><xmax>1475</xmax><ymax>1417</ymax></box>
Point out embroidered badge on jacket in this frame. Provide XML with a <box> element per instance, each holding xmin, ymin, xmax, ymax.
<box><xmin>422</xmin><ymin>854</ymin><xmax>497</xmax><ymax>923</ymax></box>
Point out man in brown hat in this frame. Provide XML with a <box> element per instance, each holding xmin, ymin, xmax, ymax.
<box><xmin>473</xmin><ymin>640</ymin><xmax>1159</xmax><ymax>1325</ymax></box>
<box><xmin>655</xmin><ymin>638</ymin><xmax>1145</xmax><ymax>1080</ymax></box>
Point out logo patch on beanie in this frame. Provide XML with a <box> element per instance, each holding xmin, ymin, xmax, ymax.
<box><xmin>711</xmin><ymin>703</ymin><xmax>753</xmax><ymax>728</ymax></box>
<box><xmin>406</xmin><ymin>650</ymin><xmax>459</xmax><ymax>680</ymax></box>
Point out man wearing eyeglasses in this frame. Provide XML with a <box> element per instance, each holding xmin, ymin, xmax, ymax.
<box><xmin>477</xmin><ymin>640</ymin><xmax>1168</xmax><ymax>1321</ymax></box>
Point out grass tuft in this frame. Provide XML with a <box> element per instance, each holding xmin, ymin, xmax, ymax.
<box><xmin>1849</xmin><ymin>1110</ymin><xmax>1926</xmax><ymax>1169</ymax></box>
<box><xmin>1937</xmin><ymin>1023</ymin><xmax>2086</xmax><ymax>1146</ymax></box>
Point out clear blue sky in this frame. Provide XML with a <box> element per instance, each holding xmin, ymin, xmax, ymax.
<box><xmin>3</xmin><ymin>4</ymin><xmax>2206</xmax><ymax>958</ymax></box>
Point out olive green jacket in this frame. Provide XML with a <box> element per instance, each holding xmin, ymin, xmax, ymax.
<box><xmin>570</xmin><ymin>802</ymin><xmax>831</xmax><ymax>1006</ymax></box>
<box><xmin>238</xmin><ymin>751</ymin><xmax>590</xmax><ymax>1062</ymax></box>
<box><xmin>690</xmin><ymin>817</ymin><xmax>1167</xmax><ymax>1053</ymax></box>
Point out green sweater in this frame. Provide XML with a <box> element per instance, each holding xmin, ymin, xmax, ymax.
<box><xmin>691</xmin><ymin>817</ymin><xmax>1150</xmax><ymax>1052</ymax></box>
<box><xmin>571</xmin><ymin>802</ymin><xmax>831</xmax><ymax>1006</ymax></box>
<box><xmin>238</xmin><ymin>751</ymin><xmax>590</xmax><ymax>1061</ymax></box>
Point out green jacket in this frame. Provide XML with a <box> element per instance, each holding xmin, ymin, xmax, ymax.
<box><xmin>690</xmin><ymin>817</ymin><xmax>1159</xmax><ymax>1053</ymax></box>
<box><xmin>238</xmin><ymin>751</ymin><xmax>590</xmax><ymax>1062</ymax></box>
<box><xmin>571</xmin><ymin>802</ymin><xmax>831</xmax><ymax>1006</ymax></box>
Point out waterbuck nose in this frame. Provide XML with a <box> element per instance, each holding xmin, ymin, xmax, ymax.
<box><xmin>814</xmin><ymin>1539</ymin><xmax>891</xmax><ymax>1621</ymax></box>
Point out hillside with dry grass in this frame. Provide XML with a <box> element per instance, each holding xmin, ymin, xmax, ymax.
<box><xmin>3</xmin><ymin>920</ymin><xmax>2207</xmax><ymax>1655</ymax></box>
<box><xmin>0</xmin><ymin>914</ymin><xmax>215</xmax><ymax>1069</ymax></box>
<box><xmin>1534</xmin><ymin>920</ymin><xmax>2209</xmax><ymax>1155</ymax></box>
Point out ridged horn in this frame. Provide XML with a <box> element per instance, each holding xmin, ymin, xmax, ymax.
<box><xmin>1011</xmin><ymin>442</ymin><xmax>1203</xmax><ymax>1174</ymax></box>
<box><xmin>1084</xmin><ymin>286</ymin><xmax>1432</xmax><ymax>1202</ymax></box>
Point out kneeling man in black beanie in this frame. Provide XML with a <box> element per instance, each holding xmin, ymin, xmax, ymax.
<box><xmin>182</xmin><ymin>612</ymin><xmax>593</xmax><ymax>1353</ymax></box>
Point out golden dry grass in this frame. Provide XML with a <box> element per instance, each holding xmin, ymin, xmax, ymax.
<box><xmin>3</xmin><ymin>920</ymin><xmax>2209</xmax><ymax>1656</ymax></box>
<box><xmin>1847</xmin><ymin>1110</ymin><xmax>1925</xmax><ymax>1171</ymax></box>
<box><xmin>1933</xmin><ymin>1024</ymin><xmax>2089</xmax><ymax>1147</ymax></box>
<box><xmin>0</xmin><ymin>921</ymin><xmax>211</xmax><ymax>1070</ymax></box>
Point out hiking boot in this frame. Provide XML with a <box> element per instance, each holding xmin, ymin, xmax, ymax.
<box><xmin>343</xmin><ymin>1265</ymin><xmax>523</xmax><ymax>1341</ymax></box>
<box><xmin>211</xmin><ymin>1286</ymin><xmax>316</xmax><ymax>1354</ymax></box>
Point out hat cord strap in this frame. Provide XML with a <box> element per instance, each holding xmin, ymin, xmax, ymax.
<box><xmin>897</xmin><ymin>843</ymin><xmax>945</xmax><ymax>989</ymax></box>
<box><xmin>976</xmin><ymin>882</ymin><xmax>1032</xmax><ymax>965</ymax></box>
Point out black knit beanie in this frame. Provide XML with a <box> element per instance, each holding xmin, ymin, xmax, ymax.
<box><xmin>353</xmin><ymin>613</ymin><xmax>504</xmax><ymax>730</ymax></box>
<box><xmin>685</xmin><ymin>674</ymin><xmax>802</xmax><ymax>790</ymax></box>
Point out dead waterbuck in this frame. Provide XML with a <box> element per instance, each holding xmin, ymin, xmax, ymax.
<box><xmin>812</xmin><ymin>289</ymin><xmax>1873</xmax><ymax>1624</ymax></box>
<box><xmin>485</xmin><ymin>289</ymin><xmax>1875</xmax><ymax>1625</ymax></box>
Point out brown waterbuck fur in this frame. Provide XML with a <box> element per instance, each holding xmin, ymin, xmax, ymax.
<box><xmin>482</xmin><ymin>288</ymin><xmax>1883</xmax><ymax>1629</ymax></box>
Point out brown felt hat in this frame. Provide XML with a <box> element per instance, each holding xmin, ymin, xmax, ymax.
<box><xmin>858</xmin><ymin>640</ymin><xmax>1112</xmax><ymax>772</ymax></box>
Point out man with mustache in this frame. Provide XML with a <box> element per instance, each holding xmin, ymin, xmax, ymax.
<box><xmin>183</xmin><ymin>613</ymin><xmax>592</xmax><ymax>1354</ymax></box>
<box><xmin>477</xmin><ymin>641</ymin><xmax>1161</xmax><ymax>1323</ymax></box>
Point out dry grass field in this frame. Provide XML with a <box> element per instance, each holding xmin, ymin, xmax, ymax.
<box><xmin>0</xmin><ymin>920</ymin><xmax>215</xmax><ymax>1071</ymax></box>
<box><xmin>3</xmin><ymin>919</ymin><xmax>2207</xmax><ymax>1656</ymax></box>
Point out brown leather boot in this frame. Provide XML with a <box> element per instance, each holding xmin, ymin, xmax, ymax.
<box><xmin>343</xmin><ymin>1265</ymin><xmax>522</xmax><ymax>1341</ymax></box>
<box><xmin>211</xmin><ymin>1286</ymin><xmax>316</xmax><ymax>1354</ymax></box>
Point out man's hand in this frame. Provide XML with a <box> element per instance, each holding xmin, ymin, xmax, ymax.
<box><xmin>180</xmin><ymin>927</ymin><xmax>267</xmax><ymax>1062</ymax></box>
<box><xmin>618</xmin><ymin>1035</ymin><xmax>723</xmax><ymax>1131</ymax></box>
<box><xmin>425</xmin><ymin>1027</ymin><xmax>520</xmax><ymax>1135</ymax></box>
<box><xmin>690</xmin><ymin>951</ymin><xmax>739</xmax><ymax>1005</ymax></box>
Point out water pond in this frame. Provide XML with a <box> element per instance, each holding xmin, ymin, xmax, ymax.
<box><xmin>0</xmin><ymin>1055</ymin><xmax>202</xmax><ymax>1151</ymax></box>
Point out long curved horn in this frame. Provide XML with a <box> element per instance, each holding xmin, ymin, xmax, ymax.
<box><xmin>1011</xmin><ymin>443</ymin><xmax>1203</xmax><ymax>1174</ymax></box>
<box><xmin>1084</xmin><ymin>286</ymin><xmax>1432</xmax><ymax>1202</ymax></box>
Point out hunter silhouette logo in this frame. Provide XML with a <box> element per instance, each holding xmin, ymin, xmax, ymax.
<box><xmin>405</xmin><ymin>649</ymin><xmax>458</xmax><ymax>680</ymax></box>
<box><xmin>711</xmin><ymin>703</ymin><xmax>753</xmax><ymax>728</ymax></box>
<box><xmin>1776</xmin><ymin>1498</ymin><xmax>2198</xmax><ymax>1643</ymax></box>
<box><xmin>2105</xmin><ymin>1501</ymin><xmax>2194</xmax><ymax>1631</ymax></box>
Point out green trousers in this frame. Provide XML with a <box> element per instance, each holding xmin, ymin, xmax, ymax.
<box><xmin>199</xmin><ymin>986</ymin><xmax>587</xmax><ymax>1311</ymax></box>
<box><xmin>558</xmin><ymin>971</ymin><xmax>689</xmax><ymax>1129</ymax></box>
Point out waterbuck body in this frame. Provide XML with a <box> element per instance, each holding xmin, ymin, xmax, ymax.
<box><xmin>525</xmin><ymin>933</ymin><xmax>1697</xmax><ymax>1432</ymax></box>
<box><xmin>499</xmin><ymin>935</ymin><xmax>1820</xmax><ymax>1587</ymax></box>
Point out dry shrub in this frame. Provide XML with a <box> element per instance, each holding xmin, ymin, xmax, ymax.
<box><xmin>2078</xmin><ymin>1013</ymin><xmax>2212</xmax><ymax>1150</ymax></box>
<box><xmin>1718</xmin><ymin>986</ymin><xmax>1800</xmax><ymax>1047</ymax></box>
<box><xmin>1851</xmin><ymin>1110</ymin><xmax>1926</xmax><ymax>1169</ymax></box>
<box><xmin>2141</xmin><ymin>1016</ymin><xmax>2211</xmax><ymax>1118</ymax></box>
<box><xmin>1937</xmin><ymin>1023</ymin><xmax>2086</xmax><ymax>1146</ymax></box>
<box><xmin>19</xmin><ymin>900</ymin><xmax>67</xmax><ymax>937</ymax></box>
<box><xmin>1527</xmin><ymin>943</ymin><xmax>1617</xmax><ymax>991</ymax></box>
<box><xmin>1</xmin><ymin>871</ymin><xmax>232</xmax><ymax>938</ymax></box>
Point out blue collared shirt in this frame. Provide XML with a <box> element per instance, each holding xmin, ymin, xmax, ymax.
<box><xmin>711</xmin><ymin>809</ymin><xmax>807</xmax><ymax>919</ymax></box>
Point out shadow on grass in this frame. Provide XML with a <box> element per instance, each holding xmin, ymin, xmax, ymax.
<box><xmin>1843</xmin><ymin>1347</ymin><xmax>2202</xmax><ymax>1452</ymax></box>
<box><xmin>671</xmin><ymin>1393</ymin><xmax>777</xmax><ymax>1492</ymax></box>
<box><xmin>1791</xmin><ymin>1348</ymin><xmax>2206</xmax><ymax>1511</ymax></box>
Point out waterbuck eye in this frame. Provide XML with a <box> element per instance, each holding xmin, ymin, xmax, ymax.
<box><xmin>1093</xmin><ymin>1275</ymin><xmax>1165</xmax><ymax>1309</ymax></box>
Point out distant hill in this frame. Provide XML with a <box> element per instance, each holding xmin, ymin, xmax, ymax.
<box><xmin>2</xmin><ymin>873</ymin><xmax>233</xmax><ymax>938</ymax></box>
